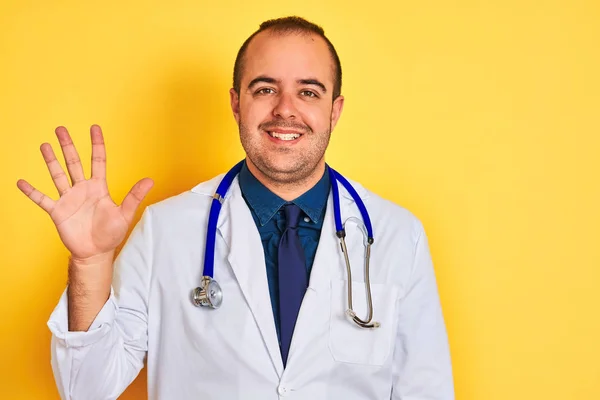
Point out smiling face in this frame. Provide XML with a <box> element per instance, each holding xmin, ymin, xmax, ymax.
<box><xmin>230</xmin><ymin>30</ymin><xmax>344</xmax><ymax>186</ymax></box>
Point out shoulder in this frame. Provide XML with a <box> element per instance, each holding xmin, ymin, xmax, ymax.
<box><xmin>143</xmin><ymin>173</ymin><xmax>227</xmax><ymax>221</ymax></box>
<box><xmin>342</xmin><ymin>175</ymin><xmax>426</xmax><ymax>240</ymax></box>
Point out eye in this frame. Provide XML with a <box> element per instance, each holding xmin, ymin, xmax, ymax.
<box><xmin>255</xmin><ymin>87</ymin><xmax>275</xmax><ymax>95</ymax></box>
<box><xmin>301</xmin><ymin>90</ymin><xmax>318</xmax><ymax>98</ymax></box>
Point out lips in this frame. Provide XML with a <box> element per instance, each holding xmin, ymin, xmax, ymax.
<box><xmin>267</xmin><ymin>131</ymin><xmax>301</xmax><ymax>141</ymax></box>
<box><xmin>260</xmin><ymin>122</ymin><xmax>309</xmax><ymax>143</ymax></box>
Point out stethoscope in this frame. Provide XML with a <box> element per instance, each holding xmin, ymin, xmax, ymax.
<box><xmin>192</xmin><ymin>160</ymin><xmax>380</xmax><ymax>329</ymax></box>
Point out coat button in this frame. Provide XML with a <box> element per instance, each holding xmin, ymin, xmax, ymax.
<box><xmin>277</xmin><ymin>385</ymin><xmax>288</xmax><ymax>396</ymax></box>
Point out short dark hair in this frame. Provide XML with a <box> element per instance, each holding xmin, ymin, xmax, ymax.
<box><xmin>232</xmin><ymin>16</ymin><xmax>342</xmax><ymax>100</ymax></box>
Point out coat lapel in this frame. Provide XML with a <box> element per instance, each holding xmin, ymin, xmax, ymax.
<box><xmin>210</xmin><ymin>172</ymin><xmax>369</xmax><ymax>373</ymax></box>
<box><xmin>305</xmin><ymin>190</ymin><xmax>365</xmax><ymax>288</ymax></box>
<box><xmin>318</xmin><ymin>179</ymin><xmax>368</xmax><ymax>283</ymax></box>
<box><xmin>216</xmin><ymin>179</ymin><xmax>284</xmax><ymax>377</ymax></box>
<box><xmin>286</xmin><ymin>179</ymin><xmax>368</xmax><ymax>363</ymax></box>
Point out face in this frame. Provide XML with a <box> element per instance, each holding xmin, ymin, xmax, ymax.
<box><xmin>230</xmin><ymin>30</ymin><xmax>344</xmax><ymax>184</ymax></box>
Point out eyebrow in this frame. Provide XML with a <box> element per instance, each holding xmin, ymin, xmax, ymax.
<box><xmin>247</xmin><ymin>75</ymin><xmax>278</xmax><ymax>90</ymax></box>
<box><xmin>247</xmin><ymin>75</ymin><xmax>327</xmax><ymax>93</ymax></box>
<box><xmin>299</xmin><ymin>79</ymin><xmax>327</xmax><ymax>93</ymax></box>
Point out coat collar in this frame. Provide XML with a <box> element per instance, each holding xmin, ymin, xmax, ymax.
<box><xmin>189</xmin><ymin>169</ymin><xmax>370</xmax><ymax>373</ymax></box>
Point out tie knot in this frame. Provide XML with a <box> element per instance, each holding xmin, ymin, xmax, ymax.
<box><xmin>283</xmin><ymin>204</ymin><xmax>302</xmax><ymax>229</ymax></box>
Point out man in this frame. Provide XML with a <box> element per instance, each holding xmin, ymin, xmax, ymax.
<box><xmin>17</xmin><ymin>16</ymin><xmax>454</xmax><ymax>399</ymax></box>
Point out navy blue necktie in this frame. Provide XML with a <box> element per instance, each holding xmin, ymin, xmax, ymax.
<box><xmin>278</xmin><ymin>204</ymin><xmax>308</xmax><ymax>367</ymax></box>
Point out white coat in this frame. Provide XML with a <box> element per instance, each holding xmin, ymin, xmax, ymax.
<box><xmin>48</xmin><ymin>171</ymin><xmax>454</xmax><ymax>399</ymax></box>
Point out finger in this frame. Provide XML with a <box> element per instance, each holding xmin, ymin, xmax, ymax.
<box><xmin>90</xmin><ymin>125</ymin><xmax>106</xmax><ymax>180</ymax></box>
<box><xmin>16</xmin><ymin>179</ymin><xmax>56</xmax><ymax>214</ymax></box>
<box><xmin>40</xmin><ymin>143</ymin><xmax>71</xmax><ymax>196</ymax></box>
<box><xmin>120</xmin><ymin>178</ymin><xmax>154</xmax><ymax>224</ymax></box>
<box><xmin>55</xmin><ymin>126</ymin><xmax>86</xmax><ymax>185</ymax></box>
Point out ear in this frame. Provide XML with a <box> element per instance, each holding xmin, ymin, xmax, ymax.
<box><xmin>230</xmin><ymin>88</ymin><xmax>240</xmax><ymax>125</ymax></box>
<box><xmin>330</xmin><ymin>95</ymin><xmax>345</xmax><ymax>131</ymax></box>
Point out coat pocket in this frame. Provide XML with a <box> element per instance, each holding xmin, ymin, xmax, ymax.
<box><xmin>328</xmin><ymin>279</ymin><xmax>399</xmax><ymax>366</ymax></box>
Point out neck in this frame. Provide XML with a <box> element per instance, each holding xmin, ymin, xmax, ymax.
<box><xmin>246</xmin><ymin>158</ymin><xmax>326</xmax><ymax>201</ymax></box>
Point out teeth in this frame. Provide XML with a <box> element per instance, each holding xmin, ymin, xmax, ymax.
<box><xmin>269</xmin><ymin>131</ymin><xmax>300</xmax><ymax>141</ymax></box>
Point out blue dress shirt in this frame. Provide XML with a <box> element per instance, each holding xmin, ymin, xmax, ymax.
<box><xmin>238</xmin><ymin>161</ymin><xmax>330</xmax><ymax>342</ymax></box>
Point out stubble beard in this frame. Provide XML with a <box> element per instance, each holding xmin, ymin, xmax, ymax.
<box><xmin>238</xmin><ymin>120</ymin><xmax>332</xmax><ymax>187</ymax></box>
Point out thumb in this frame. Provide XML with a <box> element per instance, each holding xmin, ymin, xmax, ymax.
<box><xmin>120</xmin><ymin>178</ymin><xmax>154</xmax><ymax>224</ymax></box>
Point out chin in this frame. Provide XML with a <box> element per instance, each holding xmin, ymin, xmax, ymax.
<box><xmin>260</xmin><ymin>153</ymin><xmax>326</xmax><ymax>183</ymax></box>
<box><xmin>249</xmin><ymin>155</ymin><xmax>302</xmax><ymax>180</ymax></box>
<box><xmin>264</xmin><ymin>157</ymin><xmax>304</xmax><ymax>175</ymax></box>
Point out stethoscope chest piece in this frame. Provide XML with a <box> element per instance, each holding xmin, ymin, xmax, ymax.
<box><xmin>192</xmin><ymin>276</ymin><xmax>223</xmax><ymax>309</ymax></box>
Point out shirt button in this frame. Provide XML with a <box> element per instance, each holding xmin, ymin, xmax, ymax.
<box><xmin>303</xmin><ymin>216</ymin><xmax>310</xmax><ymax>223</ymax></box>
<box><xmin>277</xmin><ymin>385</ymin><xmax>288</xmax><ymax>396</ymax></box>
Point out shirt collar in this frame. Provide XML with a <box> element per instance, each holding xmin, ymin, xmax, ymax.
<box><xmin>238</xmin><ymin>161</ymin><xmax>330</xmax><ymax>226</ymax></box>
<box><xmin>292</xmin><ymin>167</ymin><xmax>330</xmax><ymax>224</ymax></box>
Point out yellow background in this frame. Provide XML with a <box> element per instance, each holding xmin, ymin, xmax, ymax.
<box><xmin>1</xmin><ymin>0</ymin><xmax>599</xmax><ymax>399</ymax></box>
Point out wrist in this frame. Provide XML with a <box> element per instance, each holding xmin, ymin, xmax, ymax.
<box><xmin>68</xmin><ymin>251</ymin><xmax>114</xmax><ymax>295</ymax></box>
<box><xmin>70</xmin><ymin>251</ymin><xmax>115</xmax><ymax>268</ymax></box>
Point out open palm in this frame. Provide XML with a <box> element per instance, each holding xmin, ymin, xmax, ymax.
<box><xmin>17</xmin><ymin>125</ymin><xmax>153</xmax><ymax>260</ymax></box>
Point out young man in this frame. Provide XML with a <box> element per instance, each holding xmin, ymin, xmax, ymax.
<box><xmin>18</xmin><ymin>16</ymin><xmax>454</xmax><ymax>399</ymax></box>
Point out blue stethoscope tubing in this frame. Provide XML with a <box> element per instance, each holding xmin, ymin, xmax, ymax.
<box><xmin>194</xmin><ymin>160</ymin><xmax>380</xmax><ymax>329</ymax></box>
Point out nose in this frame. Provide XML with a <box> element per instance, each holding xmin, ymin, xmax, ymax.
<box><xmin>272</xmin><ymin>92</ymin><xmax>297</xmax><ymax>120</ymax></box>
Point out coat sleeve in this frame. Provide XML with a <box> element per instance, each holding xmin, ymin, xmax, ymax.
<box><xmin>47</xmin><ymin>207</ymin><xmax>154</xmax><ymax>400</ymax></box>
<box><xmin>391</xmin><ymin>220</ymin><xmax>455</xmax><ymax>399</ymax></box>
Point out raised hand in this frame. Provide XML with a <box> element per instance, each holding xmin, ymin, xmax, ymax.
<box><xmin>17</xmin><ymin>125</ymin><xmax>154</xmax><ymax>261</ymax></box>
